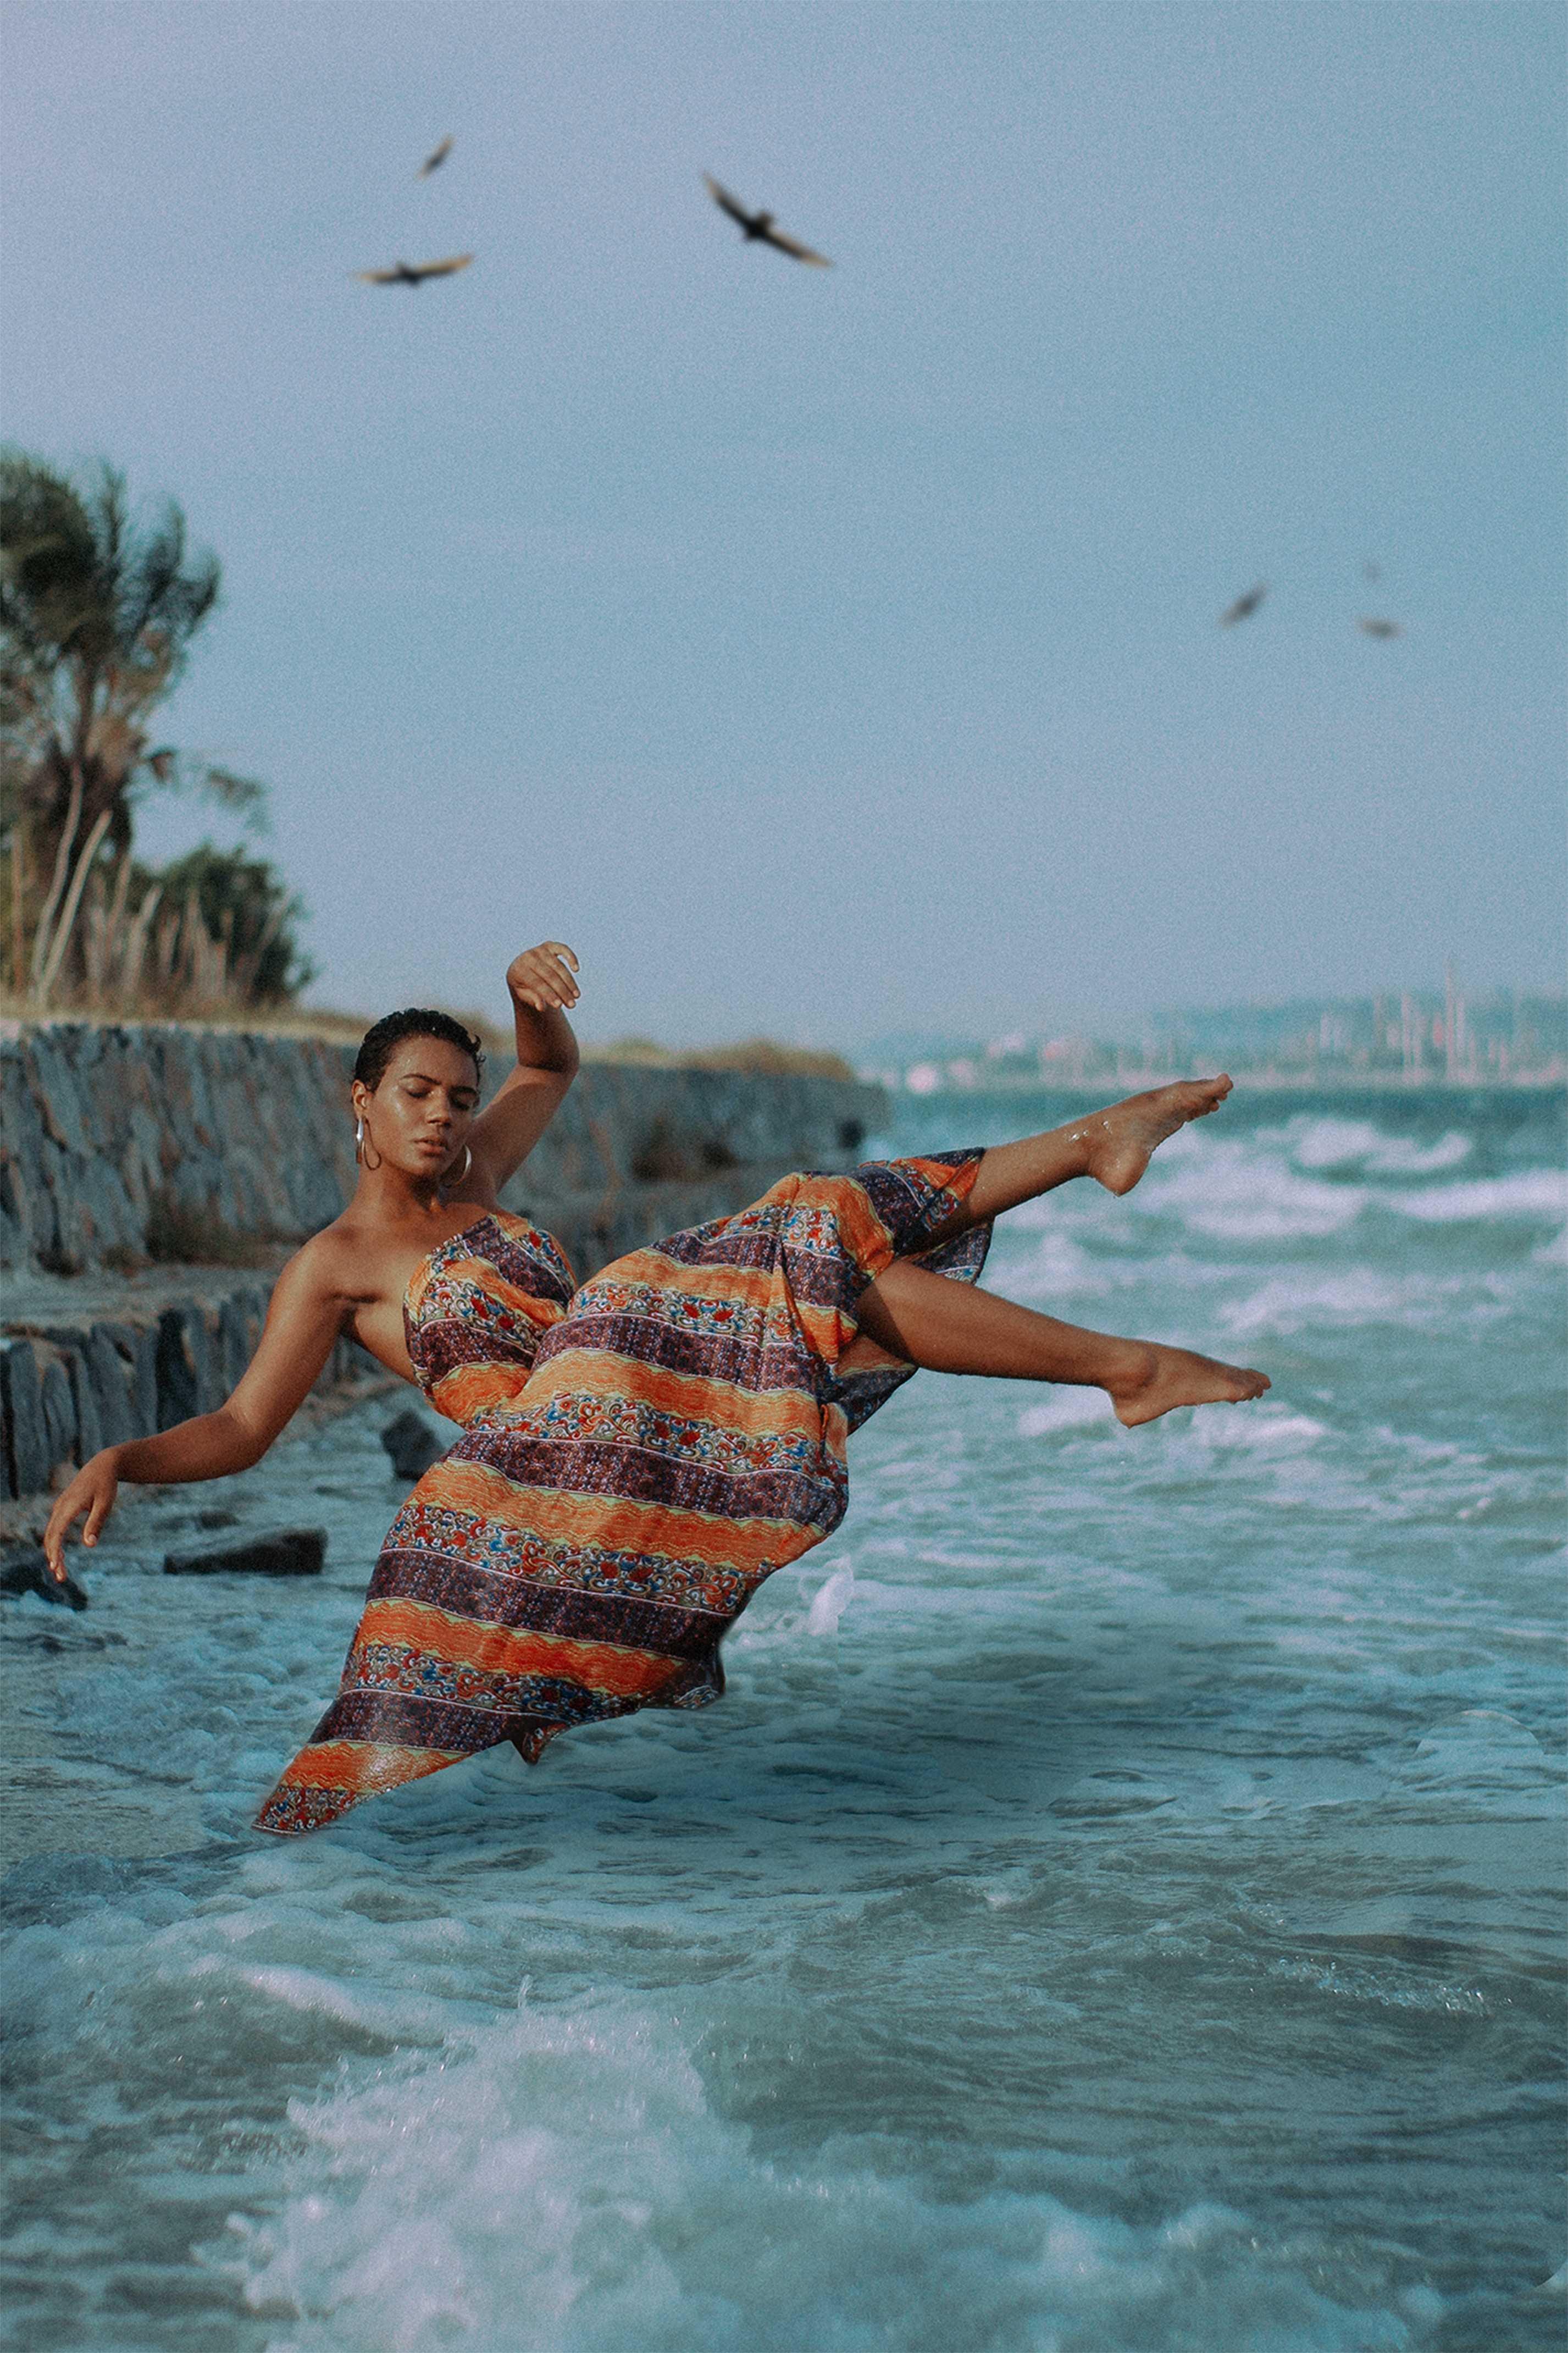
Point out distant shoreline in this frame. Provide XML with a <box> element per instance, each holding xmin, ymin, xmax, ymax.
<box><xmin>879</xmin><ymin>1071</ymin><xmax>1566</xmax><ymax>1100</ymax></box>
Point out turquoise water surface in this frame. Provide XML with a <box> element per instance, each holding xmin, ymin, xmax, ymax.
<box><xmin>3</xmin><ymin>1087</ymin><xmax>1563</xmax><ymax>2351</ymax></box>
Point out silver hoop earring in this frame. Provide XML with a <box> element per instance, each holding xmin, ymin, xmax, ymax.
<box><xmin>452</xmin><ymin>1144</ymin><xmax>473</xmax><ymax>1187</ymax></box>
<box><xmin>354</xmin><ymin>1114</ymin><xmax>383</xmax><ymax>1171</ymax></box>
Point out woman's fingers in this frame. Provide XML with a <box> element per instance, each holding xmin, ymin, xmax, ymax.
<box><xmin>43</xmin><ymin>1465</ymin><xmax>117</xmax><ymax>1576</ymax></box>
<box><xmin>539</xmin><ymin>951</ymin><xmax>580</xmax><ymax>1003</ymax></box>
<box><xmin>43</xmin><ymin>1496</ymin><xmax>80</xmax><ymax>1578</ymax></box>
<box><xmin>511</xmin><ymin>943</ymin><xmax>581</xmax><ymax>1012</ymax></box>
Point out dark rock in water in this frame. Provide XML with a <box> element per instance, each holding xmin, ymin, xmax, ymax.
<box><xmin>155</xmin><ymin>1306</ymin><xmax>200</xmax><ymax>1428</ymax></box>
<box><xmin>381</xmin><ymin>1409</ymin><xmax>445</xmax><ymax>1482</ymax></box>
<box><xmin>1</xmin><ymin>1341</ymin><xmax>52</xmax><ymax>1498</ymax></box>
<box><xmin>218</xmin><ymin>1293</ymin><xmax>253</xmax><ymax>1391</ymax></box>
<box><xmin>156</xmin><ymin>1304</ymin><xmax>223</xmax><ymax>1428</ymax></box>
<box><xmin>38</xmin><ymin>1354</ymin><xmax>76</xmax><ymax>1469</ymax></box>
<box><xmin>0</xmin><ymin>1545</ymin><xmax>90</xmax><ymax>1610</ymax></box>
<box><xmin>163</xmin><ymin>1527</ymin><xmax>326</xmax><ymax>1577</ymax></box>
<box><xmin>197</xmin><ymin>1507</ymin><xmax>239</xmax><ymax>1529</ymax></box>
<box><xmin>64</xmin><ymin>1341</ymin><xmax>103</xmax><ymax>1463</ymax></box>
<box><xmin>86</xmin><ymin>1323</ymin><xmax>139</xmax><ymax>1446</ymax></box>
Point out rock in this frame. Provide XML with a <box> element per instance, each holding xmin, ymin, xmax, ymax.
<box><xmin>2</xmin><ymin>1341</ymin><xmax>51</xmax><ymax>1498</ymax></box>
<box><xmin>217</xmin><ymin>1293</ymin><xmax>253</xmax><ymax>1391</ymax></box>
<box><xmin>63</xmin><ymin>1341</ymin><xmax>103</xmax><ymax>1463</ymax></box>
<box><xmin>86</xmin><ymin>1323</ymin><xmax>137</xmax><ymax>1448</ymax></box>
<box><xmin>0</xmin><ymin>1545</ymin><xmax>90</xmax><ymax>1610</ymax></box>
<box><xmin>156</xmin><ymin>1303</ymin><xmax>220</xmax><ymax>1427</ymax></box>
<box><xmin>2</xmin><ymin>1021</ymin><xmax>884</xmax><ymax>1274</ymax></box>
<box><xmin>97</xmin><ymin>1321</ymin><xmax>158</xmax><ymax>1437</ymax></box>
<box><xmin>381</xmin><ymin>1409</ymin><xmax>445</xmax><ymax>1482</ymax></box>
<box><xmin>38</xmin><ymin>1353</ymin><xmax>76</xmax><ymax>1468</ymax></box>
<box><xmin>163</xmin><ymin>1526</ymin><xmax>327</xmax><ymax>1577</ymax></box>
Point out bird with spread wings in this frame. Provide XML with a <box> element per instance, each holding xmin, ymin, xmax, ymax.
<box><xmin>355</xmin><ymin>254</ymin><xmax>474</xmax><ymax>287</ymax></box>
<box><xmin>703</xmin><ymin>176</ymin><xmax>832</xmax><ymax>266</ymax></box>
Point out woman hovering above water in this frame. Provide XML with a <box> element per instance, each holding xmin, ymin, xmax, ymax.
<box><xmin>43</xmin><ymin>941</ymin><xmax>1270</xmax><ymax>1836</ymax></box>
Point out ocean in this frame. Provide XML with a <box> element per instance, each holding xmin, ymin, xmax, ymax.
<box><xmin>3</xmin><ymin>1086</ymin><xmax>1563</xmax><ymax>2352</ymax></box>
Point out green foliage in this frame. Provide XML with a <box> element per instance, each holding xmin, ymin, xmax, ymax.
<box><xmin>0</xmin><ymin>451</ymin><xmax>238</xmax><ymax>840</ymax></box>
<box><xmin>0</xmin><ymin>452</ymin><xmax>220</xmax><ymax>692</ymax></box>
<box><xmin>0</xmin><ymin>448</ymin><xmax>279</xmax><ymax>1003</ymax></box>
<box><xmin>138</xmin><ymin>841</ymin><xmax>315</xmax><ymax>1007</ymax></box>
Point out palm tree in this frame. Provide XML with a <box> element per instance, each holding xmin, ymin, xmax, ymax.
<box><xmin>0</xmin><ymin>450</ymin><xmax>264</xmax><ymax>998</ymax></box>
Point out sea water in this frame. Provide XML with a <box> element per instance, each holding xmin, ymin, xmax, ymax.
<box><xmin>2</xmin><ymin>1087</ymin><xmax>1563</xmax><ymax>2352</ymax></box>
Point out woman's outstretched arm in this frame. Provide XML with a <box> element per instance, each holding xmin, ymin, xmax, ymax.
<box><xmin>41</xmin><ymin>1244</ymin><xmax>348</xmax><ymax>1581</ymax></box>
<box><xmin>462</xmin><ymin>942</ymin><xmax>582</xmax><ymax>1201</ymax></box>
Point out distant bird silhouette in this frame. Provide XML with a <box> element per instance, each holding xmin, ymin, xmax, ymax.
<box><xmin>703</xmin><ymin>175</ymin><xmax>832</xmax><ymax>266</ymax></box>
<box><xmin>1220</xmin><ymin>582</ymin><xmax>1268</xmax><ymax>626</ymax></box>
<box><xmin>418</xmin><ymin>136</ymin><xmax>454</xmax><ymax>178</ymax></box>
<box><xmin>355</xmin><ymin>253</ymin><xmax>474</xmax><ymax>287</ymax></box>
<box><xmin>1358</xmin><ymin>617</ymin><xmax>1403</xmax><ymax>639</ymax></box>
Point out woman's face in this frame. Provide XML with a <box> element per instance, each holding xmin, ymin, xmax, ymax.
<box><xmin>352</xmin><ymin>1036</ymin><xmax>481</xmax><ymax>1180</ymax></box>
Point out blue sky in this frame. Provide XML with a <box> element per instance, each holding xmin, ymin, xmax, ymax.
<box><xmin>5</xmin><ymin>1</ymin><xmax>1562</xmax><ymax>1046</ymax></box>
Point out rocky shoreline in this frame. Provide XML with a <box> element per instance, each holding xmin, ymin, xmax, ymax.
<box><xmin>1</xmin><ymin>1020</ymin><xmax>886</xmax><ymax>1502</ymax></box>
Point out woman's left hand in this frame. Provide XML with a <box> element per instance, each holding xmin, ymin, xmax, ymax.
<box><xmin>507</xmin><ymin>942</ymin><xmax>580</xmax><ymax>1013</ymax></box>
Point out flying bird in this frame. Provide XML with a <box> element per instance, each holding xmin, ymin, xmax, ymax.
<box><xmin>703</xmin><ymin>175</ymin><xmax>832</xmax><ymax>266</ymax></box>
<box><xmin>354</xmin><ymin>253</ymin><xmax>474</xmax><ymax>287</ymax></box>
<box><xmin>1220</xmin><ymin>582</ymin><xmax>1268</xmax><ymax>626</ymax></box>
<box><xmin>418</xmin><ymin>135</ymin><xmax>453</xmax><ymax>178</ymax></box>
<box><xmin>1358</xmin><ymin>617</ymin><xmax>1403</xmax><ymax>639</ymax></box>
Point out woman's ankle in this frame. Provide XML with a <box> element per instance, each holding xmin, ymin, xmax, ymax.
<box><xmin>1096</xmin><ymin>1339</ymin><xmax>1159</xmax><ymax>1403</ymax></box>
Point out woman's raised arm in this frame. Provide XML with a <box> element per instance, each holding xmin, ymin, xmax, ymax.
<box><xmin>42</xmin><ymin>1244</ymin><xmax>349</xmax><ymax>1582</ymax></box>
<box><xmin>464</xmin><ymin>941</ymin><xmax>581</xmax><ymax>1200</ymax></box>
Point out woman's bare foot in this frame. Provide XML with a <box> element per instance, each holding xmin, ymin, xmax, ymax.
<box><xmin>1076</xmin><ymin>1076</ymin><xmax>1233</xmax><ymax>1197</ymax></box>
<box><xmin>1106</xmin><ymin>1341</ymin><xmax>1271</xmax><ymax>1428</ymax></box>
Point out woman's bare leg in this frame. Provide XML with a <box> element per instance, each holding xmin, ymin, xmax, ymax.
<box><xmin>929</xmin><ymin>1074</ymin><xmax>1235</xmax><ymax>1241</ymax></box>
<box><xmin>856</xmin><ymin>1259</ymin><xmax>1269</xmax><ymax>1428</ymax></box>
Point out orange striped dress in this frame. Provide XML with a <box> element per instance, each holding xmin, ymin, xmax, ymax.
<box><xmin>255</xmin><ymin>1153</ymin><xmax>988</xmax><ymax>1835</ymax></box>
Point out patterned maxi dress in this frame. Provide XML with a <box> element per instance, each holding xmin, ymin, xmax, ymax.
<box><xmin>256</xmin><ymin>1152</ymin><xmax>988</xmax><ymax>1836</ymax></box>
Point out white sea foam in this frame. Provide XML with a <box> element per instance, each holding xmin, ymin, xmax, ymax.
<box><xmin>1134</xmin><ymin>1141</ymin><xmax>1366</xmax><ymax>1240</ymax></box>
<box><xmin>1219</xmin><ymin>1266</ymin><xmax>1516</xmax><ymax>1339</ymax></box>
<box><xmin>1017</xmin><ymin>1390</ymin><xmax>1120</xmax><ymax>1437</ymax></box>
<box><xmin>216</xmin><ymin>1991</ymin><xmax>1427</xmax><ymax>2353</ymax></box>
<box><xmin>1389</xmin><ymin>1168</ymin><xmax>1568</xmax><ymax>1223</ymax></box>
<box><xmin>805</xmin><ymin>1566</ymin><xmax>855</xmax><ymax>1636</ymax></box>
<box><xmin>1000</xmin><ymin>1228</ymin><xmax>1111</xmax><ymax>1298</ymax></box>
<box><xmin>1281</xmin><ymin>1117</ymin><xmax>1472</xmax><ymax>1176</ymax></box>
<box><xmin>1176</xmin><ymin>1406</ymin><xmax>1329</xmax><ymax>1452</ymax></box>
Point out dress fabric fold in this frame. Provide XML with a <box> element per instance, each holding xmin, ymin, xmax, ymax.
<box><xmin>255</xmin><ymin>1152</ymin><xmax>989</xmax><ymax>1836</ymax></box>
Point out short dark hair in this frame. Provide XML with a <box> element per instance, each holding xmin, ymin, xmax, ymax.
<box><xmin>354</xmin><ymin>1008</ymin><xmax>484</xmax><ymax>1094</ymax></box>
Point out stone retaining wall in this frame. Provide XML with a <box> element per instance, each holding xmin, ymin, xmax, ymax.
<box><xmin>0</xmin><ymin>1021</ymin><xmax>884</xmax><ymax>1276</ymax></box>
<box><xmin>1</xmin><ymin>1021</ymin><xmax>886</xmax><ymax>1498</ymax></box>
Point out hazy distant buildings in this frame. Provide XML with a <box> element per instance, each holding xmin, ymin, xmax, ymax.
<box><xmin>863</xmin><ymin>985</ymin><xmax>1566</xmax><ymax>1093</ymax></box>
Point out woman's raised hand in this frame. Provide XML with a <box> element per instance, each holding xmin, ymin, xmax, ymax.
<box><xmin>507</xmin><ymin>942</ymin><xmax>580</xmax><ymax>1013</ymax></box>
<box><xmin>43</xmin><ymin>1450</ymin><xmax>121</xmax><ymax>1581</ymax></box>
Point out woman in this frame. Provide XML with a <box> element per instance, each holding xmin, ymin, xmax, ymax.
<box><xmin>43</xmin><ymin>940</ymin><xmax>1268</xmax><ymax>1836</ymax></box>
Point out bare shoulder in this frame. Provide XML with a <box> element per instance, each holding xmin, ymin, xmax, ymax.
<box><xmin>275</xmin><ymin>1222</ymin><xmax>379</xmax><ymax>1310</ymax></box>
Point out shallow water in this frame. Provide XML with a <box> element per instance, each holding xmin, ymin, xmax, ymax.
<box><xmin>3</xmin><ymin>1087</ymin><xmax>1564</xmax><ymax>2352</ymax></box>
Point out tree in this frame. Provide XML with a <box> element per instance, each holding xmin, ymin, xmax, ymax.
<box><xmin>0</xmin><ymin>449</ymin><xmax>264</xmax><ymax>997</ymax></box>
<box><xmin>142</xmin><ymin>843</ymin><xmax>315</xmax><ymax>1008</ymax></box>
